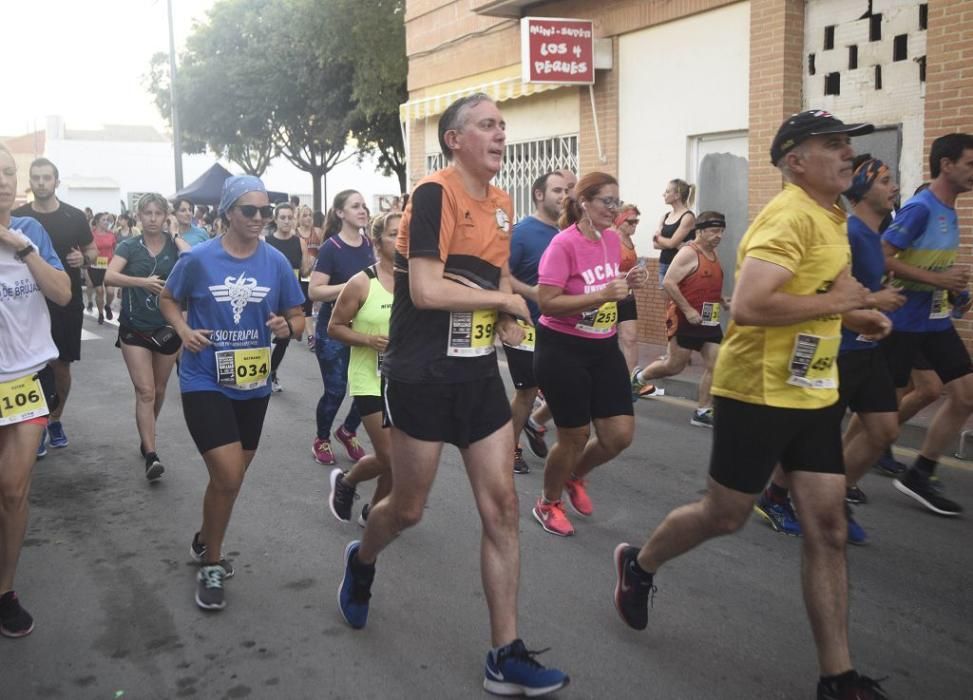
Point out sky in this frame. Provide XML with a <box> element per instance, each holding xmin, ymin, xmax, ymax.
<box><xmin>3</xmin><ymin>0</ymin><xmax>216</xmax><ymax>137</ymax></box>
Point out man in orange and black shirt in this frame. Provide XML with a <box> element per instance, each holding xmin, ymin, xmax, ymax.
<box><xmin>335</xmin><ymin>94</ymin><xmax>569</xmax><ymax>697</ymax></box>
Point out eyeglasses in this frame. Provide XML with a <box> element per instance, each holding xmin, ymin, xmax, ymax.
<box><xmin>592</xmin><ymin>196</ymin><xmax>621</xmax><ymax>209</ymax></box>
<box><xmin>234</xmin><ymin>204</ymin><xmax>274</xmax><ymax>219</ymax></box>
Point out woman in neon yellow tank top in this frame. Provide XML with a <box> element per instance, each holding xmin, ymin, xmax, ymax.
<box><xmin>325</xmin><ymin>212</ymin><xmax>398</xmax><ymax>525</ymax></box>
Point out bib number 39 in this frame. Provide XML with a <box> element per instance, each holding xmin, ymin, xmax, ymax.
<box><xmin>215</xmin><ymin>347</ymin><xmax>271</xmax><ymax>391</ymax></box>
<box><xmin>787</xmin><ymin>334</ymin><xmax>840</xmax><ymax>389</ymax></box>
<box><xmin>447</xmin><ymin>309</ymin><xmax>497</xmax><ymax>357</ymax></box>
<box><xmin>0</xmin><ymin>373</ymin><xmax>49</xmax><ymax>426</ymax></box>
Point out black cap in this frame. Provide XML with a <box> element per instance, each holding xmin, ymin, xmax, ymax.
<box><xmin>770</xmin><ymin>110</ymin><xmax>874</xmax><ymax>165</ymax></box>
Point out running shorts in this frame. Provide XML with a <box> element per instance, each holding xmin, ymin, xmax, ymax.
<box><xmin>87</xmin><ymin>268</ymin><xmax>106</xmax><ymax>287</ymax></box>
<box><xmin>617</xmin><ymin>295</ymin><xmax>638</xmax><ymax>323</ymax></box>
<box><xmin>674</xmin><ymin>331</ymin><xmax>722</xmax><ymax>352</ymax></box>
<box><xmin>47</xmin><ymin>302</ymin><xmax>83</xmax><ymax>363</ymax></box>
<box><xmin>533</xmin><ymin>323</ymin><xmax>633</xmax><ymax>428</ymax></box>
<box><xmin>835</xmin><ymin>348</ymin><xmax>897</xmax><ymax>414</ymax></box>
<box><xmin>502</xmin><ymin>344</ymin><xmax>536</xmax><ymax>390</ymax></box>
<box><xmin>116</xmin><ymin>324</ymin><xmax>182</xmax><ymax>355</ymax></box>
<box><xmin>353</xmin><ymin>394</ymin><xmax>384</xmax><ymax>418</ymax></box>
<box><xmin>708</xmin><ymin>396</ymin><xmax>845</xmax><ymax>494</ymax></box>
<box><xmin>182</xmin><ymin>391</ymin><xmax>271</xmax><ymax>453</ymax></box>
<box><xmin>300</xmin><ymin>279</ymin><xmax>313</xmax><ymax>316</ymax></box>
<box><xmin>881</xmin><ymin>328</ymin><xmax>973</xmax><ymax>388</ymax></box>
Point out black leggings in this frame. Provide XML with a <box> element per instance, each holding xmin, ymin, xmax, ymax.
<box><xmin>271</xmin><ymin>337</ymin><xmax>290</xmax><ymax>373</ymax></box>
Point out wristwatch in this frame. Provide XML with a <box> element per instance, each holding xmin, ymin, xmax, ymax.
<box><xmin>14</xmin><ymin>244</ymin><xmax>35</xmax><ymax>261</ymax></box>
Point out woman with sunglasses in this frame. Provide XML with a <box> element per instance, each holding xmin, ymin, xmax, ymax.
<box><xmin>531</xmin><ymin>172</ymin><xmax>648</xmax><ymax>537</ymax></box>
<box><xmin>612</xmin><ymin>203</ymin><xmax>644</xmax><ymax>374</ymax></box>
<box><xmin>106</xmin><ymin>194</ymin><xmax>190</xmax><ymax>481</ymax></box>
<box><xmin>161</xmin><ymin>176</ymin><xmax>305</xmax><ymax>611</ymax></box>
<box><xmin>0</xmin><ymin>144</ymin><xmax>71</xmax><ymax>638</ymax></box>
<box><xmin>307</xmin><ymin>190</ymin><xmax>374</xmax><ymax>467</ymax></box>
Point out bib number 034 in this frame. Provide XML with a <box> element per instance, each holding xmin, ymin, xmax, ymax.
<box><xmin>215</xmin><ymin>347</ymin><xmax>271</xmax><ymax>391</ymax></box>
<box><xmin>0</xmin><ymin>373</ymin><xmax>49</xmax><ymax>427</ymax></box>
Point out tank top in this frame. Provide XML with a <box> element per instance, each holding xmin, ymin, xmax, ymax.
<box><xmin>266</xmin><ymin>233</ymin><xmax>303</xmax><ymax>276</ymax></box>
<box><xmin>348</xmin><ymin>266</ymin><xmax>393</xmax><ymax>397</ymax></box>
<box><xmin>618</xmin><ymin>236</ymin><xmax>637</xmax><ymax>272</ymax></box>
<box><xmin>666</xmin><ymin>242</ymin><xmax>724</xmax><ymax>338</ymax></box>
<box><xmin>659</xmin><ymin>211</ymin><xmax>693</xmax><ymax>266</ymax></box>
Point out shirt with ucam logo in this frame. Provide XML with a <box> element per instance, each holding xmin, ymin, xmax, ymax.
<box><xmin>537</xmin><ymin>222</ymin><xmax>622</xmax><ymax>339</ymax></box>
<box><xmin>165</xmin><ymin>237</ymin><xmax>305</xmax><ymax>399</ymax></box>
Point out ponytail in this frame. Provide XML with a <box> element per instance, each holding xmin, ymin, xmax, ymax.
<box><xmin>323</xmin><ymin>189</ymin><xmax>360</xmax><ymax>239</ymax></box>
<box><xmin>670</xmin><ymin>179</ymin><xmax>695</xmax><ymax>208</ymax></box>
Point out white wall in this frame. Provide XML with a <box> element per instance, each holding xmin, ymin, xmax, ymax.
<box><xmin>59</xmin><ymin>187</ymin><xmax>121</xmax><ymax>215</ymax></box>
<box><xmin>618</xmin><ymin>1</ymin><xmax>750</xmax><ymax>256</ymax></box>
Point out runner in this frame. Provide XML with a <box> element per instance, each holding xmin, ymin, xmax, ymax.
<box><xmin>0</xmin><ymin>144</ymin><xmax>71</xmax><ymax>638</ymax></box>
<box><xmin>613</xmin><ymin>203</ymin><xmax>643</xmax><ymax>374</ymax></box>
<box><xmin>881</xmin><ymin>133</ymin><xmax>973</xmax><ymax>516</ymax></box>
<box><xmin>172</xmin><ymin>197</ymin><xmax>210</xmax><ymax>247</ymax></box>
<box><xmin>530</xmin><ymin>172</ymin><xmax>648</xmax><ymax>537</ymax></box>
<box><xmin>105</xmin><ymin>193</ymin><xmax>189</xmax><ymax>482</ymax></box>
<box><xmin>160</xmin><ymin>175</ymin><xmax>305</xmax><ymax>611</ymax></box>
<box><xmin>612</xmin><ymin>110</ymin><xmax>891</xmax><ymax>699</ymax></box>
<box><xmin>335</xmin><ymin>94</ymin><xmax>568</xmax><ymax>697</ymax></box>
<box><xmin>87</xmin><ymin>212</ymin><xmax>117</xmax><ymax>324</ymax></box>
<box><xmin>308</xmin><ymin>190</ymin><xmax>374</xmax><ymax>466</ymax></box>
<box><xmin>265</xmin><ymin>203</ymin><xmax>309</xmax><ymax>393</ymax></box>
<box><xmin>325</xmin><ymin>212</ymin><xmax>399</xmax><ymax>525</ymax></box>
<box><xmin>632</xmin><ymin>213</ymin><xmax>728</xmax><ymax>425</ymax></box>
<box><xmin>652</xmin><ymin>178</ymin><xmax>696</xmax><ymax>287</ymax></box>
<box><xmin>296</xmin><ymin>205</ymin><xmax>322</xmax><ymax>347</ymax></box>
<box><xmin>12</xmin><ymin>157</ymin><xmax>97</xmax><ymax>455</ymax></box>
<box><xmin>504</xmin><ymin>171</ymin><xmax>568</xmax><ymax>474</ymax></box>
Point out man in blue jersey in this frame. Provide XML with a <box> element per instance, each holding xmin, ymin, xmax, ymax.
<box><xmin>882</xmin><ymin>133</ymin><xmax>973</xmax><ymax>516</ymax></box>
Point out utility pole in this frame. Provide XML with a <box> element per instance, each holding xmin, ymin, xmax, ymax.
<box><xmin>167</xmin><ymin>0</ymin><xmax>184</xmax><ymax>190</ymax></box>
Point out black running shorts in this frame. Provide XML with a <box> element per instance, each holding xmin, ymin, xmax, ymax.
<box><xmin>87</xmin><ymin>268</ymin><xmax>107</xmax><ymax>287</ymax></box>
<box><xmin>47</xmin><ymin>302</ymin><xmax>83</xmax><ymax>363</ymax></box>
<box><xmin>708</xmin><ymin>396</ymin><xmax>845</xmax><ymax>494</ymax></box>
<box><xmin>881</xmin><ymin>328</ymin><xmax>973</xmax><ymax>387</ymax></box>
<box><xmin>353</xmin><ymin>394</ymin><xmax>384</xmax><ymax>418</ymax></box>
<box><xmin>383</xmin><ymin>375</ymin><xmax>511</xmax><ymax>448</ymax></box>
<box><xmin>502</xmin><ymin>344</ymin><xmax>536</xmax><ymax>390</ymax></box>
<box><xmin>533</xmin><ymin>324</ymin><xmax>633</xmax><ymax>429</ymax></box>
<box><xmin>674</xmin><ymin>331</ymin><xmax>722</xmax><ymax>352</ymax></box>
<box><xmin>182</xmin><ymin>391</ymin><xmax>271</xmax><ymax>454</ymax></box>
<box><xmin>617</xmin><ymin>295</ymin><xmax>638</xmax><ymax>323</ymax></box>
<box><xmin>836</xmin><ymin>348</ymin><xmax>897</xmax><ymax>414</ymax></box>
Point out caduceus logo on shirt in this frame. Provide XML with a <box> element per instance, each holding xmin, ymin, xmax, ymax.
<box><xmin>208</xmin><ymin>272</ymin><xmax>270</xmax><ymax>324</ymax></box>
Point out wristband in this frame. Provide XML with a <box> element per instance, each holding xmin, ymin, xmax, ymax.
<box><xmin>14</xmin><ymin>244</ymin><xmax>35</xmax><ymax>261</ymax></box>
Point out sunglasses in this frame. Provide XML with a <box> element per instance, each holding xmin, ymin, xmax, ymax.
<box><xmin>234</xmin><ymin>204</ymin><xmax>274</xmax><ymax>219</ymax></box>
<box><xmin>625</xmin><ymin>218</ymin><xmax>640</xmax><ymax>226</ymax></box>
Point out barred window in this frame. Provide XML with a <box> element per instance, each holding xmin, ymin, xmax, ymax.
<box><xmin>426</xmin><ymin>135</ymin><xmax>579</xmax><ymax>221</ymax></box>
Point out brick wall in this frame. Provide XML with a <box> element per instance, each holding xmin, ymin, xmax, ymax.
<box><xmin>635</xmin><ymin>261</ymin><xmax>669</xmax><ymax>345</ymax></box>
<box><xmin>926</xmin><ymin>0</ymin><xmax>973</xmax><ymax>349</ymax></box>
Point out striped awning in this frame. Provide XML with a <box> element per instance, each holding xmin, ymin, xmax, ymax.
<box><xmin>399</xmin><ymin>74</ymin><xmax>566</xmax><ymax>122</ymax></box>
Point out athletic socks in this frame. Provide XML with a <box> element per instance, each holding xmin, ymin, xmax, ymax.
<box><xmin>913</xmin><ymin>454</ymin><xmax>937</xmax><ymax>476</ymax></box>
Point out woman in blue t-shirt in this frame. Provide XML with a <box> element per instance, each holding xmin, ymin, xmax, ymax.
<box><xmin>161</xmin><ymin>176</ymin><xmax>305</xmax><ymax>612</ymax></box>
<box><xmin>307</xmin><ymin>189</ymin><xmax>375</xmax><ymax>467</ymax></box>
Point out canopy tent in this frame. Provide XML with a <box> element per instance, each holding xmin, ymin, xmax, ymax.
<box><xmin>170</xmin><ymin>163</ymin><xmax>288</xmax><ymax>205</ymax></box>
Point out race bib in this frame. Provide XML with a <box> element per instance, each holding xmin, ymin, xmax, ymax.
<box><xmin>700</xmin><ymin>302</ymin><xmax>721</xmax><ymax>326</ymax></box>
<box><xmin>503</xmin><ymin>320</ymin><xmax>536</xmax><ymax>352</ymax></box>
<box><xmin>787</xmin><ymin>334</ymin><xmax>840</xmax><ymax>389</ymax></box>
<box><xmin>93</xmin><ymin>256</ymin><xmax>109</xmax><ymax>269</ymax></box>
<box><xmin>930</xmin><ymin>290</ymin><xmax>949</xmax><ymax>320</ymax></box>
<box><xmin>447</xmin><ymin>310</ymin><xmax>497</xmax><ymax>357</ymax></box>
<box><xmin>215</xmin><ymin>347</ymin><xmax>271</xmax><ymax>391</ymax></box>
<box><xmin>576</xmin><ymin>302</ymin><xmax>618</xmax><ymax>335</ymax></box>
<box><xmin>0</xmin><ymin>373</ymin><xmax>49</xmax><ymax>427</ymax></box>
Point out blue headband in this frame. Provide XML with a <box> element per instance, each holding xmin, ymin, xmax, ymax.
<box><xmin>219</xmin><ymin>175</ymin><xmax>267</xmax><ymax>215</ymax></box>
<box><xmin>845</xmin><ymin>158</ymin><xmax>888</xmax><ymax>202</ymax></box>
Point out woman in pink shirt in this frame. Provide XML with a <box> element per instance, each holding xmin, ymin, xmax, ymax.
<box><xmin>532</xmin><ymin>172</ymin><xmax>649</xmax><ymax>537</ymax></box>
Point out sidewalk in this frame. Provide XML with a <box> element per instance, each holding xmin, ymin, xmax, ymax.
<box><xmin>635</xmin><ymin>341</ymin><xmax>973</xmax><ymax>462</ymax></box>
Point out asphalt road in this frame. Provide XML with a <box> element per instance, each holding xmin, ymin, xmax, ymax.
<box><xmin>5</xmin><ymin>312</ymin><xmax>972</xmax><ymax>699</ymax></box>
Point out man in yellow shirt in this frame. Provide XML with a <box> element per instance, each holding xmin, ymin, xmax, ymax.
<box><xmin>612</xmin><ymin>111</ymin><xmax>893</xmax><ymax>699</ymax></box>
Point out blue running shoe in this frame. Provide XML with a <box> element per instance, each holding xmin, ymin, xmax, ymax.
<box><xmin>846</xmin><ymin>510</ymin><xmax>868</xmax><ymax>546</ymax></box>
<box><xmin>753</xmin><ymin>494</ymin><xmax>802</xmax><ymax>537</ymax></box>
<box><xmin>872</xmin><ymin>448</ymin><xmax>906</xmax><ymax>477</ymax></box>
<box><xmin>48</xmin><ymin>421</ymin><xmax>68</xmax><ymax>448</ymax></box>
<box><xmin>36</xmin><ymin>428</ymin><xmax>48</xmax><ymax>459</ymax></box>
<box><xmin>337</xmin><ymin>541</ymin><xmax>373</xmax><ymax>629</ymax></box>
<box><xmin>484</xmin><ymin>639</ymin><xmax>569</xmax><ymax>697</ymax></box>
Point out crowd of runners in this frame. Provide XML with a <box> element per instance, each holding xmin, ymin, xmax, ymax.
<box><xmin>2</xmin><ymin>98</ymin><xmax>972</xmax><ymax>699</ymax></box>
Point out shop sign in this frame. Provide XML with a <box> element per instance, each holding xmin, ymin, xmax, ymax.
<box><xmin>520</xmin><ymin>17</ymin><xmax>595</xmax><ymax>85</ymax></box>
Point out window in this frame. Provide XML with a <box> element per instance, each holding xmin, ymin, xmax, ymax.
<box><xmin>919</xmin><ymin>4</ymin><xmax>928</xmax><ymax>31</ymax></box>
<box><xmin>808</xmin><ymin>53</ymin><xmax>816</xmax><ymax>75</ymax></box>
<box><xmin>875</xmin><ymin>65</ymin><xmax>883</xmax><ymax>90</ymax></box>
<box><xmin>849</xmin><ymin>45</ymin><xmax>858</xmax><ymax>69</ymax></box>
<box><xmin>870</xmin><ymin>13</ymin><xmax>883</xmax><ymax>41</ymax></box>
<box><xmin>824</xmin><ymin>25</ymin><xmax>836</xmax><ymax>50</ymax></box>
<box><xmin>824</xmin><ymin>72</ymin><xmax>841</xmax><ymax>96</ymax></box>
<box><xmin>893</xmin><ymin>34</ymin><xmax>908</xmax><ymax>61</ymax></box>
<box><xmin>918</xmin><ymin>55</ymin><xmax>926</xmax><ymax>82</ymax></box>
<box><xmin>427</xmin><ymin>135</ymin><xmax>579</xmax><ymax>221</ymax></box>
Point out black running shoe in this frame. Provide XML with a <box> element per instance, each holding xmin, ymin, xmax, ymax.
<box><xmin>0</xmin><ymin>591</ymin><xmax>34</xmax><ymax>638</ymax></box>
<box><xmin>144</xmin><ymin>453</ymin><xmax>164</xmax><ymax>482</ymax></box>
<box><xmin>196</xmin><ymin>565</ymin><xmax>226</xmax><ymax>611</ymax></box>
<box><xmin>894</xmin><ymin>468</ymin><xmax>962</xmax><ymax>516</ymax></box>
<box><xmin>845</xmin><ymin>485</ymin><xmax>867</xmax><ymax>505</ymax></box>
<box><xmin>817</xmin><ymin>671</ymin><xmax>890</xmax><ymax>699</ymax></box>
<box><xmin>358</xmin><ymin>503</ymin><xmax>370</xmax><ymax>528</ymax></box>
<box><xmin>513</xmin><ymin>447</ymin><xmax>530</xmax><ymax>475</ymax></box>
<box><xmin>523</xmin><ymin>421</ymin><xmax>548</xmax><ymax>459</ymax></box>
<box><xmin>329</xmin><ymin>469</ymin><xmax>357</xmax><ymax>522</ymax></box>
<box><xmin>612</xmin><ymin>543</ymin><xmax>656</xmax><ymax>631</ymax></box>
<box><xmin>104</xmin><ymin>305</ymin><xmax>113</xmax><ymax>321</ymax></box>
<box><xmin>189</xmin><ymin>531</ymin><xmax>235</xmax><ymax>578</ymax></box>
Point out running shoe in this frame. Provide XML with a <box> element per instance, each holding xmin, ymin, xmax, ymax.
<box><xmin>894</xmin><ymin>468</ymin><xmax>963</xmax><ymax>516</ymax></box>
<box><xmin>36</xmin><ymin>428</ymin><xmax>48</xmax><ymax>459</ymax></box>
<box><xmin>817</xmin><ymin>671</ymin><xmax>890</xmax><ymax>699</ymax></box>
<box><xmin>86</xmin><ymin>300</ymin><xmax>94</xmax><ymax>312</ymax></box>
<box><xmin>312</xmin><ymin>438</ymin><xmax>337</xmax><ymax>466</ymax></box>
<box><xmin>612</xmin><ymin>543</ymin><xmax>657</xmax><ymax>631</ymax></box>
<box><xmin>629</xmin><ymin>366</ymin><xmax>645</xmax><ymax>403</ymax></box>
<box><xmin>97</xmin><ymin>310</ymin><xmax>104</xmax><ymax>325</ymax></box>
<box><xmin>638</xmin><ymin>383</ymin><xmax>660</xmax><ymax>399</ymax></box>
<box><xmin>104</xmin><ymin>305</ymin><xmax>113</xmax><ymax>321</ymax></box>
<box><xmin>845</xmin><ymin>485</ymin><xmax>867</xmax><ymax>505</ymax></box>
<box><xmin>0</xmin><ymin>591</ymin><xmax>34</xmax><ymax>638</ymax></box>
<box><xmin>564</xmin><ymin>477</ymin><xmax>593</xmax><ymax>516</ymax></box>
<box><xmin>483</xmin><ymin>639</ymin><xmax>569</xmax><ymax>697</ymax></box>
<box><xmin>195</xmin><ymin>564</ymin><xmax>226</xmax><ymax>611</ymax></box>
<box><xmin>270</xmin><ymin>372</ymin><xmax>282</xmax><ymax>393</ymax></box>
<box><xmin>189</xmin><ymin>532</ymin><xmax>235</xmax><ymax>578</ymax></box>
<box><xmin>335</xmin><ymin>426</ymin><xmax>366</xmax><ymax>462</ymax></box>
<box><xmin>144</xmin><ymin>452</ymin><xmax>165</xmax><ymax>482</ymax></box>
<box><xmin>690</xmin><ymin>408</ymin><xmax>714</xmax><ymax>428</ymax></box>
<box><xmin>532</xmin><ymin>499</ymin><xmax>574</xmax><ymax>537</ymax></box>
<box><xmin>329</xmin><ymin>469</ymin><xmax>357</xmax><ymax>522</ymax></box>
<box><xmin>337</xmin><ymin>541</ymin><xmax>374</xmax><ymax>629</ymax></box>
<box><xmin>47</xmin><ymin>421</ymin><xmax>68</xmax><ymax>448</ymax></box>
<box><xmin>846</xmin><ymin>505</ymin><xmax>868</xmax><ymax>546</ymax></box>
<box><xmin>753</xmin><ymin>493</ymin><xmax>802</xmax><ymax>536</ymax></box>
<box><xmin>873</xmin><ymin>448</ymin><xmax>907</xmax><ymax>477</ymax></box>
<box><xmin>513</xmin><ymin>447</ymin><xmax>530</xmax><ymax>475</ymax></box>
<box><xmin>358</xmin><ymin>503</ymin><xmax>370</xmax><ymax>528</ymax></box>
<box><xmin>523</xmin><ymin>420</ymin><xmax>548</xmax><ymax>458</ymax></box>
